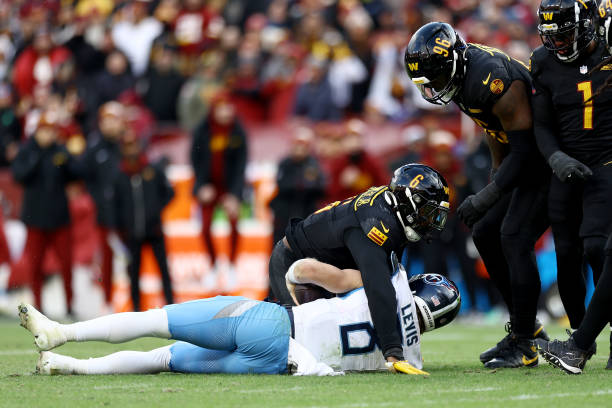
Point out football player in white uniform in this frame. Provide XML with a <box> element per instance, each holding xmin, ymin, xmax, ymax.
<box><xmin>18</xmin><ymin>253</ymin><xmax>460</xmax><ymax>376</ymax></box>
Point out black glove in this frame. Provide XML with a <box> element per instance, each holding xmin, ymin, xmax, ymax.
<box><xmin>548</xmin><ymin>151</ymin><xmax>593</xmax><ymax>182</ymax></box>
<box><xmin>457</xmin><ymin>182</ymin><xmax>502</xmax><ymax>228</ymax></box>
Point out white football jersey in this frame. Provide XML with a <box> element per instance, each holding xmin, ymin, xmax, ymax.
<box><xmin>292</xmin><ymin>267</ymin><xmax>422</xmax><ymax>372</ymax></box>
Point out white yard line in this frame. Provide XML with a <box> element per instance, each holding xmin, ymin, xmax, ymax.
<box><xmin>0</xmin><ymin>349</ymin><xmax>36</xmax><ymax>355</ymax></box>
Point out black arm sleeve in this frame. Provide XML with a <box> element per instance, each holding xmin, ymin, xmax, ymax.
<box><xmin>344</xmin><ymin>228</ymin><xmax>404</xmax><ymax>360</ymax></box>
<box><xmin>531</xmin><ymin>68</ymin><xmax>560</xmax><ymax>160</ymax></box>
<box><xmin>11</xmin><ymin>141</ymin><xmax>42</xmax><ymax>184</ymax></box>
<box><xmin>190</xmin><ymin>121</ymin><xmax>211</xmax><ymax>192</ymax></box>
<box><xmin>493</xmin><ymin>129</ymin><xmax>535</xmax><ymax>191</ymax></box>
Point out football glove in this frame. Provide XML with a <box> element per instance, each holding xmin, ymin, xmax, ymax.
<box><xmin>385</xmin><ymin>360</ymin><xmax>430</xmax><ymax>376</ymax></box>
<box><xmin>548</xmin><ymin>151</ymin><xmax>592</xmax><ymax>182</ymax></box>
<box><xmin>457</xmin><ymin>182</ymin><xmax>501</xmax><ymax>228</ymax></box>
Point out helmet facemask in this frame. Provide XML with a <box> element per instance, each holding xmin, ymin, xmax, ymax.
<box><xmin>412</xmin><ymin>50</ymin><xmax>461</xmax><ymax>105</ymax></box>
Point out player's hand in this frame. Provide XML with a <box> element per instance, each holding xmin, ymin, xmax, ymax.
<box><xmin>385</xmin><ymin>360</ymin><xmax>430</xmax><ymax>376</ymax></box>
<box><xmin>285</xmin><ymin>279</ymin><xmax>300</xmax><ymax>305</ymax></box>
<box><xmin>548</xmin><ymin>151</ymin><xmax>593</xmax><ymax>183</ymax></box>
<box><xmin>457</xmin><ymin>196</ymin><xmax>485</xmax><ymax>228</ymax></box>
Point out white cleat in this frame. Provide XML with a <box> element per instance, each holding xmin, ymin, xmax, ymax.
<box><xmin>18</xmin><ymin>303</ymin><xmax>67</xmax><ymax>351</ymax></box>
<box><xmin>36</xmin><ymin>351</ymin><xmax>75</xmax><ymax>375</ymax></box>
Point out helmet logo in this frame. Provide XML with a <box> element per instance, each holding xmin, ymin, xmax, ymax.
<box><xmin>542</xmin><ymin>12</ymin><xmax>553</xmax><ymax>21</ymax></box>
<box><xmin>407</xmin><ymin>62</ymin><xmax>419</xmax><ymax>71</ymax></box>
<box><xmin>424</xmin><ymin>274</ymin><xmax>457</xmax><ymax>292</ymax></box>
<box><xmin>409</xmin><ymin>174</ymin><xmax>424</xmax><ymax>188</ymax></box>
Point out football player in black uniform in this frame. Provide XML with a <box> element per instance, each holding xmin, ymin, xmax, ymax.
<box><xmin>535</xmin><ymin>0</ymin><xmax>612</xmax><ymax>373</ymax></box>
<box><xmin>268</xmin><ymin>163</ymin><xmax>450</xmax><ymax>365</ymax></box>
<box><xmin>404</xmin><ymin>22</ymin><xmax>551</xmax><ymax>368</ymax></box>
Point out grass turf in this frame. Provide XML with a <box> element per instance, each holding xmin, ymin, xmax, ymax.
<box><xmin>0</xmin><ymin>318</ymin><xmax>611</xmax><ymax>408</ymax></box>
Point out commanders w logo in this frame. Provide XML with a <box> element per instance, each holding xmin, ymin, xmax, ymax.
<box><xmin>542</xmin><ymin>12</ymin><xmax>553</xmax><ymax>20</ymax></box>
<box><xmin>407</xmin><ymin>62</ymin><xmax>418</xmax><ymax>71</ymax></box>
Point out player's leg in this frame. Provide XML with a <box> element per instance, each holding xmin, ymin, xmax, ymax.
<box><xmin>485</xmin><ymin>183</ymin><xmax>549</xmax><ymax>369</ymax></box>
<box><xmin>18</xmin><ymin>303</ymin><xmax>171</xmax><ymax>350</ymax></box>
<box><xmin>548</xmin><ymin>176</ymin><xmax>586</xmax><ymax>329</ymax></box>
<box><xmin>268</xmin><ymin>237</ymin><xmax>299</xmax><ymax>305</ymax></box>
<box><xmin>126</xmin><ymin>237</ymin><xmax>143</xmax><ymax>311</ymax></box>
<box><xmin>471</xmin><ymin>193</ymin><xmax>513</xmax><ymax>312</ymax></box>
<box><xmin>37</xmin><ymin>345</ymin><xmax>173</xmax><ymax>375</ymax></box>
<box><xmin>538</xmin><ymin>233</ymin><xmax>612</xmax><ymax>374</ymax></box>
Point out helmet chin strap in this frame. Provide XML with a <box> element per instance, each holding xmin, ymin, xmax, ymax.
<box><xmin>384</xmin><ymin>191</ymin><xmax>422</xmax><ymax>242</ymax></box>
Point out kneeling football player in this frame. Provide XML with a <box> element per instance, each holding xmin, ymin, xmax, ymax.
<box><xmin>18</xmin><ymin>253</ymin><xmax>460</xmax><ymax>376</ymax></box>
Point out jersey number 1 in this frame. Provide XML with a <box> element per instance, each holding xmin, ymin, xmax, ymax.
<box><xmin>577</xmin><ymin>81</ymin><xmax>593</xmax><ymax>130</ymax></box>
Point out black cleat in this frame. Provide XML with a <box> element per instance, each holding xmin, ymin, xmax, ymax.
<box><xmin>484</xmin><ymin>336</ymin><xmax>539</xmax><ymax>369</ymax></box>
<box><xmin>606</xmin><ymin>357</ymin><xmax>612</xmax><ymax>370</ymax></box>
<box><xmin>538</xmin><ymin>335</ymin><xmax>591</xmax><ymax>374</ymax></box>
<box><xmin>480</xmin><ymin>319</ymin><xmax>549</xmax><ymax>364</ymax></box>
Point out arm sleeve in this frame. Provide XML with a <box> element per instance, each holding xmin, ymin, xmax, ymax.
<box><xmin>227</xmin><ymin>121</ymin><xmax>247</xmax><ymax>198</ymax></box>
<box><xmin>492</xmin><ymin>129</ymin><xmax>535</xmax><ymax>191</ymax></box>
<box><xmin>344</xmin><ymin>228</ymin><xmax>404</xmax><ymax>360</ymax></box>
<box><xmin>530</xmin><ymin>56</ymin><xmax>560</xmax><ymax>160</ymax></box>
<box><xmin>190</xmin><ymin>121</ymin><xmax>210</xmax><ymax>192</ymax></box>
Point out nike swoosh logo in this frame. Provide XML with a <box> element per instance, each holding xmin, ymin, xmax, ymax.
<box><xmin>482</xmin><ymin>73</ymin><xmax>491</xmax><ymax>85</ymax></box>
<box><xmin>380</xmin><ymin>222</ymin><xmax>390</xmax><ymax>233</ymax></box>
<box><xmin>522</xmin><ymin>355</ymin><xmax>538</xmax><ymax>366</ymax></box>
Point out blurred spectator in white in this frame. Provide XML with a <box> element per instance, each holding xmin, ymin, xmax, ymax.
<box><xmin>0</xmin><ymin>30</ymin><xmax>14</xmax><ymax>81</ymax></box>
<box><xmin>142</xmin><ymin>41</ymin><xmax>185</xmax><ymax>122</ymax></box>
<box><xmin>171</xmin><ymin>0</ymin><xmax>224</xmax><ymax>56</ymax></box>
<box><xmin>111</xmin><ymin>0</ymin><xmax>163</xmax><ymax>77</ymax></box>
<box><xmin>270</xmin><ymin>126</ymin><xmax>326</xmax><ymax>243</ymax></box>
<box><xmin>326</xmin><ymin>31</ymin><xmax>367</xmax><ymax>111</ymax></box>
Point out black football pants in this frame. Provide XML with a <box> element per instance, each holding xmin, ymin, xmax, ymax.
<box><xmin>268</xmin><ymin>238</ymin><xmax>299</xmax><ymax>306</ymax></box>
<box><xmin>472</xmin><ymin>180</ymin><xmax>549</xmax><ymax>338</ymax></box>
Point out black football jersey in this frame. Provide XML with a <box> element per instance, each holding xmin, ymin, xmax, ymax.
<box><xmin>530</xmin><ymin>41</ymin><xmax>612</xmax><ymax>167</ymax></box>
<box><xmin>454</xmin><ymin>44</ymin><xmax>533</xmax><ymax>145</ymax></box>
<box><xmin>285</xmin><ymin>186</ymin><xmax>406</xmax><ymax>268</ymax></box>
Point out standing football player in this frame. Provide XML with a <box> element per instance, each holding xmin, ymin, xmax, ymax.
<box><xmin>404</xmin><ymin>22</ymin><xmax>550</xmax><ymax>368</ymax></box>
<box><xmin>532</xmin><ymin>0</ymin><xmax>612</xmax><ymax>371</ymax></box>
<box><xmin>17</xmin><ymin>256</ymin><xmax>461</xmax><ymax>376</ymax></box>
<box><xmin>268</xmin><ymin>163</ymin><xmax>450</xmax><ymax>366</ymax></box>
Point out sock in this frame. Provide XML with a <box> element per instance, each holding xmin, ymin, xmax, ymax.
<box><xmin>67</xmin><ymin>346</ymin><xmax>172</xmax><ymax>375</ymax></box>
<box><xmin>63</xmin><ymin>309</ymin><xmax>171</xmax><ymax>343</ymax></box>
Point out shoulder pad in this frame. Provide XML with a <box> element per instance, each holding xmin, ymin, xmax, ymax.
<box><xmin>529</xmin><ymin>46</ymin><xmax>549</xmax><ymax>77</ymax></box>
<box><xmin>353</xmin><ymin>187</ymin><xmax>406</xmax><ymax>250</ymax></box>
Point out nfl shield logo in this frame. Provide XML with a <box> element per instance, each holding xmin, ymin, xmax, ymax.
<box><xmin>580</xmin><ymin>65</ymin><xmax>588</xmax><ymax>74</ymax></box>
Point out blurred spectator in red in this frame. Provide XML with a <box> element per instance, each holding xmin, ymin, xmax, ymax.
<box><xmin>171</xmin><ymin>0</ymin><xmax>223</xmax><ymax>56</ymax></box>
<box><xmin>0</xmin><ymin>83</ymin><xmax>19</xmax><ymax>167</ymax></box>
<box><xmin>327</xmin><ymin>119</ymin><xmax>387</xmax><ymax>201</ymax></box>
<box><xmin>111</xmin><ymin>0</ymin><xmax>163</xmax><ymax>77</ymax></box>
<box><xmin>293</xmin><ymin>54</ymin><xmax>342</xmax><ymax>122</ymax></box>
<box><xmin>12</xmin><ymin>27</ymin><xmax>72</xmax><ymax>99</ymax></box>
<box><xmin>190</xmin><ymin>93</ymin><xmax>247</xmax><ymax>273</ymax></box>
<box><xmin>270</xmin><ymin>126</ymin><xmax>326</xmax><ymax>243</ymax></box>
<box><xmin>142</xmin><ymin>41</ymin><xmax>185</xmax><ymax>122</ymax></box>
<box><xmin>81</xmin><ymin>101</ymin><xmax>124</xmax><ymax>307</ymax></box>
<box><xmin>9</xmin><ymin>112</ymin><xmax>78</xmax><ymax>314</ymax></box>
<box><xmin>114</xmin><ymin>132</ymin><xmax>175</xmax><ymax>311</ymax></box>
<box><xmin>92</xmin><ymin>50</ymin><xmax>134</xmax><ymax>110</ymax></box>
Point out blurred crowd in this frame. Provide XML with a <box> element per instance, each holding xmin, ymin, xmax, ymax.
<box><xmin>0</xmin><ymin>0</ymin><xmax>545</xmax><ymax>316</ymax></box>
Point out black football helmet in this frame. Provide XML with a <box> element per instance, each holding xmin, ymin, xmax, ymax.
<box><xmin>386</xmin><ymin>164</ymin><xmax>450</xmax><ymax>242</ymax></box>
<box><xmin>597</xmin><ymin>1</ymin><xmax>612</xmax><ymax>53</ymax></box>
<box><xmin>538</xmin><ymin>0</ymin><xmax>598</xmax><ymax>62</ymax></box>
<box><xmin>409</xmin><ymin>273</ymin><xmax>461</xmax><ymax>332</ymax></box>
<box><xmin>404</xmin><ymin>22</ymin><xmax>467</xmax><ymax>105</ymax></box>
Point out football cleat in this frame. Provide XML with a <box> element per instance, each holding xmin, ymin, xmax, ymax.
<box><xmin>18</xmin><ymin>303</ymin><xmax>67</xmax><ymax>351</ymax></box>
<box><xmin>480</xmin><ymin>320</ymin><xmax>549</xmax><ymax>364</ymax></box>
<box><xmin>36</xmin><ymin>351</ymin><xmax>75</xmax><ymax>375</ymax></box>
<box><xmin>484</xmin><ymin>336</ymin><xmax>539</xmax><ymax>369</ymax></box>
<box><xmin>538</xmin><ymin>335</ymin><xmax>592</xmax><ymax>374</ymax></box>
<box><xmin>606</xmin><ymin>357</ymin><xmax>612</xmax><ymax>370</ymax></box>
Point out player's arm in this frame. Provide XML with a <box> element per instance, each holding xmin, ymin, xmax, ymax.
<box><xmin>285</xmin><ymin>258</ymin><xmax>362</xmax><ymax>294</ymax></box>
<box><xmin>344</xmin><ymin>228</ymin><xmax>404</xmax><ymax>362</ymax></box>
<box><xmin>531</xmin><ymin>69</ymin><xmax>592</xmax><ymax>182</ymax></box>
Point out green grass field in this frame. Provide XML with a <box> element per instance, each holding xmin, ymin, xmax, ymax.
<box><xmin>1</xmin><ymin>318</ymin><xmax>611</xmax><ymax>408</ymax></box>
